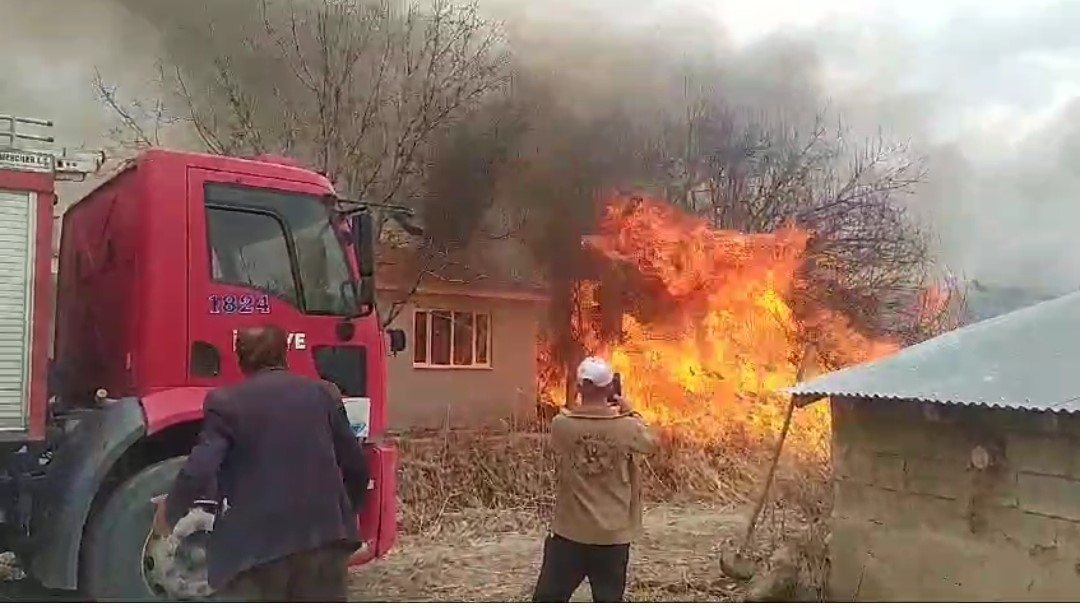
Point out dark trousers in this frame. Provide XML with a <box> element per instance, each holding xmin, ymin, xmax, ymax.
<box><xmin>215</xmin><ymin>544</ymin><xmax>352</xmax><ymax>602</ymax></box>
<box><xmin>532</xmin><ymin>534</ymin><xmax>630</xmax><ymax>602</ymax></box>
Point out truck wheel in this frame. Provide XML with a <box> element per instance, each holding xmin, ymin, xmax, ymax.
<box><xmin>82</xmin><ymin>457</ymin><xmax>215</xmax><ymax>601</ymax></box>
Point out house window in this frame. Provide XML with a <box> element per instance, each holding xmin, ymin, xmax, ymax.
<box><xmin>413</xmin><ymin>309</ymin><xmax>492</xmax><ymax>368</ymax></box>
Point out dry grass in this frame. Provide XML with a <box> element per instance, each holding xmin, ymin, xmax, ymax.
<box><xmin>359</xmin><ymin>421</ymin><xmax>834</xmax><ymax>601</ymax></box>
<box><xmin>351</xmin><ymin>503</ymin><xmax>754</xmax><ymax>601</ymax></box>
<box><xmin>394</xmin><ymin>422</ymin><xmax>831</xmax><ymax>537</ymax></box>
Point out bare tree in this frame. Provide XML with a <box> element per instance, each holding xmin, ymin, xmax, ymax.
<box><xmin>656</xmin><ymin>100</ymin><xmax>935</xmax><ymax>342</ymax></box>
<box><xmin>526</xmin><ymin>90</ymin><xmax>947</xmax><ymax>396</ymax></box>
<box><xmin>97</xmin><ymin>0</ymin><xmax>513</xmax><ymax>324</ymax></box>
<box><xmin>111</xmin><ymin>0</ymin><xmax>511</xmax><ymax>200</ymax></box>
<box><xmin>92</xmin><ymin>64</ymin><xmax>188</xmax><ymax>169</ymax></box>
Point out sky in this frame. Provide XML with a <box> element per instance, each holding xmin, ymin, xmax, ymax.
<box><xmin>4</xmin><ymin>0</ymin><xmax>1080</xmax><ymax>292</ymax></box>
<box><xmin>795</xmin><ymin>0</ymin><xmax>1080</xmax><ymax>294</ymax></box>
<box><xmin>725</xmin><ymin>0</ymin><xmax>1071</xmax><ymax>146</ymax></box>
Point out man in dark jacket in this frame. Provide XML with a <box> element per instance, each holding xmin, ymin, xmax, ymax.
<box><xmin>154</xmin><ymin>324</ymin><xmax>370</xmax><ymax>601</ymax></box>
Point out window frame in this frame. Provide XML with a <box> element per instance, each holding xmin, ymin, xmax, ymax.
<box><xmin>202</xmin><ymin>182</ymin><xmax>359</xmax><ymax>316</ymax></box>
<box><xmin>412</xmin><ymin>308</ymin><xmax>493</xmax><ymax>370</ymax></box>
<box><xmin>204</xmin><ymin>204</ymin><xmax>305</xmax><ymax>308</ymax></box>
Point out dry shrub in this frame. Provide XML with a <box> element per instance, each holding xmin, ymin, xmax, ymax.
<box><xmin>396</xmin><ymin>431</ymin><xmax>557</xmax><ymax>535</ymax></box>
<box><xmin>393</xmin><ymin>422</ymin><xmax>831</xmax><ymax>537</ymax></box>
<box><xmin>638</xmin><ymin>425</ymin><xmax>762</xmax><ymax>504</ymax></box>
<box><xmin>791</xmin><ymin>518</ymin><xmax>831</xmax><ymax>601</ymax></box>
<box><xmin>755</xmin><ymin>457</ymin><xmax>833</xmax><ymax>600</ymax></box>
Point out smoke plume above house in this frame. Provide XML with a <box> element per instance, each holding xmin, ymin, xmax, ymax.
<box><xmin>2</xmin><ymin>0</ymin><xmax>1080</xmax><ymax>294</ymax></box>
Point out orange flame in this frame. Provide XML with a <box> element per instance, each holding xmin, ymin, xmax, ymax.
<box><xmin>910</xmin><ymin>280</ymin><xmax>966</xmax><ymax>338</ymax></box>
<box><xmin>540</xmin><ymin>195</ymin><xmax>900</xmax><ymax>459</ymax></box>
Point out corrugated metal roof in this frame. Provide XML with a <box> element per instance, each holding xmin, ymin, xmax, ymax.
<box><xmin>787</xmin><ymin>289</ymin><xmax>1080</xmax><ymax>411</ymax></box>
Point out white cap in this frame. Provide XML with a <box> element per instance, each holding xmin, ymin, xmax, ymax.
<box><xmin>576</xmin><ymin>356</ymin><xmax>615</xmax><ymax>387</ymax></box>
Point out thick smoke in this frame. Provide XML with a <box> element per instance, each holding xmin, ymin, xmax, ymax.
<box><xmin>0</xmin><ymin>0</ymin><xmax>166</xmax><ymax>205</ymax></box>
<box><xmin>799</xmin><ymin>1</ymin><xmax>1080</xmax><ymax>295</ymax></box>
<box><xmin>4</xmin><ymin>0</ymin><xmax>1080</xmax><ymax>294</ymax></box>
<box><xmin>0</xmin><ymin>0</ymin><xmax>158</xmax><ymax>145</ymax></box>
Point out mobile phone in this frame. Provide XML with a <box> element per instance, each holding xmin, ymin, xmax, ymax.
<box><xmin>608</xmin><ymin>372</ymin><xmax>622</xmax><ymax>404</ymax></box>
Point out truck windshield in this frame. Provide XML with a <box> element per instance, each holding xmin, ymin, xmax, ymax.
<box><xmin>204</xmin><ymin>183</ymin><xmax>358</xmax><ymax>316</ymax></box>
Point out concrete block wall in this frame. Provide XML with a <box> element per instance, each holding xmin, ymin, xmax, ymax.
<box><xmin>829</xmin><ymin>397</ymin><xmax>1080</xmax><ymax>601</ymax></box>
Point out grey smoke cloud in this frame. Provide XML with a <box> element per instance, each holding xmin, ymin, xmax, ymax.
<box><xmin>0</xmin><ymin>0</ymin><xmax>160</xmax><ymax>146</ymax></box>
<box><xmin>4</xmin><ymin>0</ymin><xmax>1080</xmax><ymax>293</ymax></box>
<box><xmin>0</xmin><ymin>0</ymin><xmax>164</xmax><ymax>203</ymax></box>
<box><xmin>802</xmin><ymin>1</ymin><xmax>1080</xmax><ymax>294</ymax></box>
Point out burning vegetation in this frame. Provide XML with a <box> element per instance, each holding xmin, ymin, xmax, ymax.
<box><xmin>89</xmin><ymin>4</ymin><xmax>969</xmax><ymax>579</ymax></box>
<box><xmin>539</xmin><ymin>194</ymin><xmax>902</xmax><ymax>461</ymax></box>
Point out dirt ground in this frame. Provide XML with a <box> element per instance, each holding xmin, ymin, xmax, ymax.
<box><xmin>0</xmin><ymin>503</ymin><xmax>793</xmax><ymax>602</ymax></box>
<box><xmin>348</xmin><ymin>504</ymin><xmax>754</xmax><ymax>602</ymax></box>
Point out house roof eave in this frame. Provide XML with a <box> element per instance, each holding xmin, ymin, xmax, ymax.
<box><xmin>376</xmin><ymin>282</ymin><xmax>550</xmax><ymax>303</ymax></box>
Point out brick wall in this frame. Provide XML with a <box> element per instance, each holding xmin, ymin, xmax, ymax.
<box><xmin>829</xmin><ymin>397</ymin><xmax>1080</xmax><ymax>601</ymax></box>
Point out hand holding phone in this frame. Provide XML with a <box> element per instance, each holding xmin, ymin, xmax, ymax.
<box><xmin>607</xmin><ymin>373</ymin><xmax>635</xmax><ymax>414</ymax></box>
<box><xmin>608</xmin><ymin>373</ymin><xmax>623</xmax><ymax>402</ymax></box>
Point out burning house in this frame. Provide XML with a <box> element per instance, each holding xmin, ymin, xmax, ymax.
<box><xmin>789</xmin><ymin>289</ymin><xmax>1080</xmax><ymax>601</ymax></box>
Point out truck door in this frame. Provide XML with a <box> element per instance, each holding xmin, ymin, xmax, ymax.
<box><xmin>185</xmin><ymin>168</ymin><xmax>393</xmax><ymax>560</ymax></box>
<box><xmin>185</xmin><ymin>169</ymin><xmax>359</xmax><ymax>385</ymax></box>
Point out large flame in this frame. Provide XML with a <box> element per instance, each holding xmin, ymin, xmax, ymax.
<box><xmin>540</xmin><ymin>195</ymin><xmax>900</xmax><ymax>459</ymax></box>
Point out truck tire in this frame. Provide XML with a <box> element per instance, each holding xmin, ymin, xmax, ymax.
<box><xmin>82</xmin><ymin>456</ymin><xmax>212</xmax><ymax>601</ymax></box>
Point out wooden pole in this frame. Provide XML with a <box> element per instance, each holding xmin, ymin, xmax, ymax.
<box><xmin>738</xmin><ymin>344</ymin><xmax>814</xmax><ymax>554</ymax></box>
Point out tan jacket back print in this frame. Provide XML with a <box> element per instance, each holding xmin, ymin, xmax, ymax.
<box><xmin>550</xmin><ymin>408</ymin><xmax>657</xmax><ymax>546</ymax></box>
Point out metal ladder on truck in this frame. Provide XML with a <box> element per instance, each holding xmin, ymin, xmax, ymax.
<box><xmin>0</xmin><ymin>114</ymin><xmax>105</xmax><ymax>181</ymax></box>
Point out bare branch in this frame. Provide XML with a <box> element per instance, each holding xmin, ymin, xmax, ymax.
<box><xmin>96</xmin><ymin>0</ymin><xmax>513</xmax><ymax>318</ymax></box>
<box><xmin>92</xmin><ymin>67</ymin><xmax>180</xmax><ymax>152</ymax></box>
<box><xmin>171</xmin><ymin>65</ymin><xmax>227</xmax><ymax>155</ymax></box>
<box><xmin>379</xmin><ymin>245</ymin><xmax>454</xmax><ymax>327</ymax></box>
<box><xmin>651</xmin><ymin>99</ymin><xmax>933</xmax><ymax>341</ymax></box>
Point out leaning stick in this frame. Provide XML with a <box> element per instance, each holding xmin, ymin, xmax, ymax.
<box><xmin>738</xmin><ymin>343</ymin><xmax>814</xmax><ymax>554</ymax></box>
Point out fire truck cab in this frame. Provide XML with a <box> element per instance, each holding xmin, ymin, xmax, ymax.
<box><xmin>0</xmin><ymin>115</ymin><xmax>399</xmax><ymax>600</ymax></box>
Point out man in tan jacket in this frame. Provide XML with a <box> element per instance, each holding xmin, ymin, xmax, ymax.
<box><xmin>532</xmin><ymin>356</ymin><xmax>657</xmax><ymax>602</ymax></box>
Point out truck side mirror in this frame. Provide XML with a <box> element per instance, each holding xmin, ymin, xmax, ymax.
<box><xmin>391</xmin><ymin>211</ymin><xmax>425</xmax><ymax>237</ymax></box>
<box><xmin>387</xmin><ymin>329</ymin><xmax>407</xmax><ymax>355</ymax></box>
<box><xmin>352</xmin><ymin>212</ymin><xmax>376</xmax><ymax>317</ymax></box>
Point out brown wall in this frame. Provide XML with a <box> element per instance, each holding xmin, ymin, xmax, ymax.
<box><xmin>378</xmin><ymin>290</ymin><xmax>543</xmax><ymax>430</ymax></box>
<box><xmin>830</xmin><ymin>397</ymin><xmax>1080</xmax><ymax>601</ymax></box>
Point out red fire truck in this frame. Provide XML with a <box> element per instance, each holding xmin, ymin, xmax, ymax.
<box><xmin>0</xmin><ymin>115</ymin><xmax>403</xmax><ymax>599</ymax></box>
